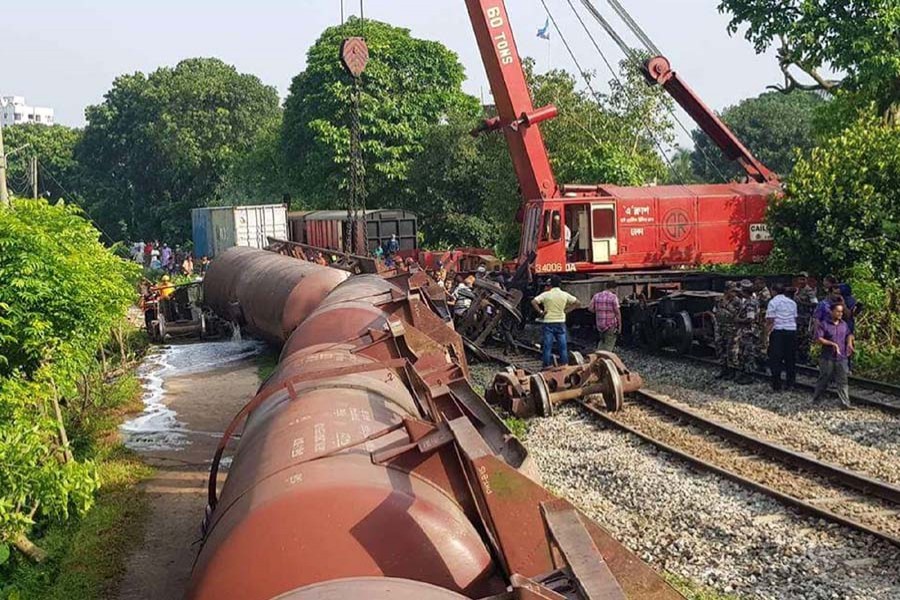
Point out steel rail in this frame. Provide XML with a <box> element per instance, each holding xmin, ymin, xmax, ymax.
<box><xmin>576</xmin><ymin>400</ymin><xmax>900</xmax><ymax>549</ymax></box>
<box><xmin>683</xmin><ymin>354</ymin><xmax>900</xmax><ymax>415</ymax></box>
<box><xmin>632</xmin><ymin>389</ymin><xmax>900</xmax><ymax>505</ymax></box>
<box><xmin>476</xmin><ymin>346</ymin><xmax>900</xmax><ymax>549</ymax></box>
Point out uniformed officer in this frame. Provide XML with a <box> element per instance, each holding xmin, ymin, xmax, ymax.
<box><xmin>753</xmin><ymin>277</ymin><xmax>772</xmax><ymax>369</ymax></box>
<box><xmin>735</xmin><ymin>280</ymin><xmax>759</xmax><ymax>384</ymax></box>
<box><xmin>794</xmin><ymin>272</ymin><xmax>818</xmax><ymax>365</ymax></box>
<box><xmin>714</xmin><ymin>282</ymin><xmax>741</xmax><ymax>379</ymax></box>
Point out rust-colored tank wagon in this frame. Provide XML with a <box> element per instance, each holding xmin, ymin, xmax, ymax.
<box><xmin>193</xmin><ymin>253</ymin><xmax>684</xmax><ymax>600</ymax></box>
<box><xmin>202</xmin><ymin>247</ymin><xmax>349</xmax><ymax>344</ymax></box>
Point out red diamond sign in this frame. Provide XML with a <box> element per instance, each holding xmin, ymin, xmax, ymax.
<box><xmin>341</xmin><ymin>37</ymin><xmax>369</xmax><ymax>77</ymax></box>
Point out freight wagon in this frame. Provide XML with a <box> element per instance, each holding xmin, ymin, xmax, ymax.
<box><xmin>192</xmin><ymin>204</ymin><xmax>288</xmax><ymax>258</ymax></box>
<box><xmin>287</xmin><ymin>209</ymin><xmax>418</xmax><ymax>254</ymax></box>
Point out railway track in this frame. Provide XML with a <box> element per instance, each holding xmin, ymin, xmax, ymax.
<box><xmin>680</xmin><ymin>353</ymin><xmax>900</xmax><ymax>415</ymax></box>
<box><xmin>475</xmin><ymin>345</ymin><xmax>900</xmax><ymax>549</ymax></box>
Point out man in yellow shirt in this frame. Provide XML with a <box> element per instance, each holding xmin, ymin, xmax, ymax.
<box><xmin>531</xmin><ymin>276</ymin><xmax>580</xmax><ymax>368</ymax></box>
<box><xmin>157</xmin><ymin>275</ymin><xmax>176</xmax><ymax>300</ymax></box>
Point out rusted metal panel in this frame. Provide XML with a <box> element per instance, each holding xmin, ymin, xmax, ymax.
<box><xmin>202</xmin><ymin>247</ymin><xmax>349</xmax><ymax>344</ymax></box>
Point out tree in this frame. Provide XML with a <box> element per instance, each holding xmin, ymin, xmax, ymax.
<box><xmin>718</xmin><ymin>0</ymin><xmax>900</xmax><ymax>120</ymax></box>
<box><xmin>215</xmin><ymin>112</ymin><xmax>289</xmax><ymax>206</ymax></box>
<box><xmin>0</xmin><ymin>124</ymin><xmax>82</xmax><ymax>201</ymax></box>
<box><xmin>531</xmin><ymin>60</ymin><xmax>672</xmax><ymax>186</ymax></box>
<box><xmin>690</xmin><ymin>91</ymin><xmax>823</xmax><ymax>182</ymax></box>
<box><xmin>77</xmin><ymin>58</ymin><xmax>281</xmax><ymax>241</ymax></box>
<box><xmin>281</xmin><ymin>17</ymin><xmax>481</xmax><ymax>211</ymax></box>
<box><xmin>408</xmin><ymin>61</ymin><xmax>674</xmax><ymax>257</ymax></box>
<box><xmin>767</xmin><ymin>116</ymin><xmax>900</xmax><ymax>284</ymax></box>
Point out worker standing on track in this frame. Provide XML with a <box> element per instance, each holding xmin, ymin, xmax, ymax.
<box><xmin>714</xmin><ymin>282</ymin><xmax>741</xmax><ymax>379</ymax></box>
<box><xmin>735</xmin><ymin>280</ymin><xmax>759</xmax><ymax>384</ymax></box>
<box><xmin>813</xmin><ymin>301</ymin><xmax>854</xmax><ymax>408</ymax></box>
<box><xmin>588</xmin><ymin>280</ymin><xmax>622</xmax><ymax>352</ymax></box>
<box><xmin>753</xmin><ymin>277</ymin><xmax>772</xmax><ymax>369</ymax></box>
<box><xmin>795</xmin><ymin>272</ymin><xmax>818</xmax><ymax>365</ymax></box>
<box><xmin>766</xmin><ymin>283</ymin><xmax>798</xmax><ymax>391</ymax></box>
<box><xmin>531</xmin><ymin>275</ymin><xmax>580</xmax><ymax>369</ymax></box>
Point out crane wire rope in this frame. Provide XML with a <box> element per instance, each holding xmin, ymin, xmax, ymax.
<box><xmin>579</xmin><ymin>0</ymin><xmax>733</xmax><ymax>182</ymax></box>
<box><xmin>604</xmin><ymin>0</ymin><xmax>660</xmax><ymax>55</ymax></box>
<box><xmin>540</xmin><ymin>0</ymin><xmax>677</xmax><ymax>177</ymax></box>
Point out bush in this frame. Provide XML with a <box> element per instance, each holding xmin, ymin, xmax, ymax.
<box><xmin>0</xmin><ymin>198</ymin><xmax>138</xmax><ymax>553</ymax></box>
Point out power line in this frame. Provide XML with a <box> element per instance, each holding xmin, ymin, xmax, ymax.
<box><xmin>36</xmin><ymin>159</ymin><xmax>119</xmax><ymax>245</ymax></box>
<box><xmin>547</xmin><ymin>0</ymin><xmax>677</xmax><ymax>177</ymax></box>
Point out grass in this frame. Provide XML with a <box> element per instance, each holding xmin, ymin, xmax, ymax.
<box><xmin>503</xmin><ymin>416</ymin><xmax>529</xmax><ymax>439</ymax></box>
<box><xmin>1</xmin><ymin>327</ymin><xmax>155</xmax><ymax>600</ymax></box>
<box><xmin>256</xmin><ymin>351</ymin><xmax>279</xmax><ymax>383</ymax></box>
<box><xmin>665</xmin><ymin>573</ymin><xmax>746</xmax><ymax>600</ymax></box>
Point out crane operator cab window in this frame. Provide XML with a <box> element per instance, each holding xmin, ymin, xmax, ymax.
<box><xmin>564</xmin><ymin>205</ymin><xmax>590</xmax><ymax>262</ymax></box>
<box><xmin>541</xmin><ymin>209</ymin><xmax>562</xmax><ymax>244</ymax></box>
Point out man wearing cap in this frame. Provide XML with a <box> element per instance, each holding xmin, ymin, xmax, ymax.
<box><xmin>795</xmin><ymin>272</ymin><xmax>818</xmax><ymax>365</ymax></box>
<box><xmin>734</xmin><ymin>280</ymin><xmax>759</xmax><ymax>384</ymax></box>
<box><xmin>714</xmin><ymin>282</ymin><xmax>742</xmax><ymax>378</ymax></box>
<box><xmin>531</xmin><ymin>276</ymin><xmax>580</xmax><ymax>368</ymax></box>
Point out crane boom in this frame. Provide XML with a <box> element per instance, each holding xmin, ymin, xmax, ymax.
<box><xmin>465</xmin><ymin>0</ymin><xmax>559</xmax><ymax>203</ymax></box>
<box><xmin>643</xmin><ymin>56</ymin><xmax>779</xmax><ymax>184</ymax></box>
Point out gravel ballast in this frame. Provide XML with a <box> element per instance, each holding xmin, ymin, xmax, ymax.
<box><xmin>469</xmin><ymin>360</ymin><xmax>900</xmax><ymax>599</ymax></box>
<box><xmin>616</xmin><ymin>349</ymin><xmax>900</xmax><ymax>482</ymax></box>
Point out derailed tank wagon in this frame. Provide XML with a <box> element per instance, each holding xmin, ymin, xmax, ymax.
<box><xmin>192</xmin><ymin>247</ymin><xmax>684</xmax><ymax>600</ymax></box>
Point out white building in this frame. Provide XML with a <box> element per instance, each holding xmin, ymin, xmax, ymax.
<box><xmin>0</xmin><ymin>96</ymin><xmax>55</xmax><ymax>127</ymax></box>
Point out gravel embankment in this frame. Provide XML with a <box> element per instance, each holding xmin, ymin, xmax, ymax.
<box><xmin>469</xmin><ymin>362</ymin><xmax>900</xmax><ymax>600</ymax></box>
<box><xmin>616</xmin><ymin>349</ymin><xmax>900</xmax><ymax>482</ymax></box>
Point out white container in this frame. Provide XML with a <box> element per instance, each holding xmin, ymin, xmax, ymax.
<box><xmin>192</xmin><ymin>204</ymin><xmax>288</xmax><ymax>257</ymax></box>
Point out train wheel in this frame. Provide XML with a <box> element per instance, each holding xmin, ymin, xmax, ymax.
<box><xmin>529</xmin><ymin>374</ymin><xmax>553</xmax><ymax>417</ymax></box>
<box><xmin>672</xmin><ymin>311</ymin><xmax>694</xmax><ymax>355</ymax></box>
<box><xmin>570</xmin><ymin>351</ymin><xmax>586</xmax><ymax>366</ymax></box>
<box><xmin>597</xmin><ymin>358</ymin><xmax>624</xmax><ymax>412</ymax></box>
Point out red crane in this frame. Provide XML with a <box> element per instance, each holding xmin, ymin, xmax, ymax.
<box><xmin>464</xmin><ymin>0</ymin><xmax>781</xmax><ymax>281</ymax></box>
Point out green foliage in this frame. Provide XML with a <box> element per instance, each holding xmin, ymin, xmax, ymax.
<box><xmin>281</xmin><ymin>17</ymin><xmax>481</xmax><ymax>211</ymax></box>
<box><xmin>77</xmin><ymin>58</ymin><xmax>281</xmax><ymax>241</ymax></box>
<box><xmin>0</xmin><ymin>448</ymin><xmax>153</xmax><ymax>600</ymax></box>
<box><xmin>215</xmin><ymin>111</ymin><xmax>289</xmax><ymax>206</ymax></box>
<box><xmin>408</xmin><ymin>61</ymin><xmax>672</xmax><ymax>257</ymax></box>
<box><xmin>767</xmin><ymin>116</ymin><xmax>900</xmax><ymax>284</ymax></box>
<box><xmin>690</xmin><ymin>91</ymin><xmax>823</xmax><ymax>182</ymax></box>
<box><xmin>0</xmin><ymin>124</ymin><xmax>82</xmax><ymax>202</ymax></box>
<box><xmin>503</xmin><ymin>417</ymin><xmax>529</xmax><ymax>440</ymax></box>
<box><xmin>0</xmin><ymin>199</ymin><xmax>138</xmax><ymax>383</ymax></box>
<box><xmin>533</xmin><ymin>61</ymin><xmax>672</xmax><ymax>186</ymax></box>
<box><xmin>718</xmin><ymin>0</ymin><xmax>900</xmax><ymax>119</ymax></box>
<box><xmin>0</xmin><ymin>198</ymin><xmax>138</xmax><ymax>551</ymax></box>
<box><xmin>407</xmin><ymin>110</ymin><xmax>520</xmax><ymax>253</ymax></box>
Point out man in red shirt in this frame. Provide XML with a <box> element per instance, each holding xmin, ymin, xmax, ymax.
<box><xmin>588</xmin><ymin>281</ymin><xmax>622</xmax><ymax>352</ymax></box>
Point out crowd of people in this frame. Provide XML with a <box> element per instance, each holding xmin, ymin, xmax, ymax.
<box><xmin>713</xmin><ymin>273</ymin><xmax>862</xmax><ymax>407</ymax></box>
<box><xmin>129</xmin><ymin>240</ymin><xmax>210</xmax><ymax>278</ymax></box>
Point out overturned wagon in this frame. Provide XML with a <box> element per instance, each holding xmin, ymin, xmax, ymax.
<box><xmin>193</xmin><ymin>247</ymin><xmax>683</xmax><ymax>600</ymax></box>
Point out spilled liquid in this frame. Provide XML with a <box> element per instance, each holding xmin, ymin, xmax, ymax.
<box><xmin>120</xmin><ymin>338</ymin><xmax>264</xmax><ymax>452</ymax></box>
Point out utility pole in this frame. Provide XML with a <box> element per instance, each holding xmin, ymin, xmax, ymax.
<box><xmin>0</xmin><ymin>114</ymin><xmax>9</xmax><ymax>207</ymax></box>
<box><xmin>30</xmin><ymin>156</ymin><xmax>38</xmax><ymax>199</ymax></box>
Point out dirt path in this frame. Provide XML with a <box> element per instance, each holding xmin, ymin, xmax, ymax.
<box><xmin>115</xmin><ymin>341</ymin><xmax>263</xmax><ymax>600</ymax></box>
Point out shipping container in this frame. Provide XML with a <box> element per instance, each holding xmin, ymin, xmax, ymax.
<box><xmin>192</xmin><ymin>204</ymin><xmax>288</xmax><ymax>258</ymax></box>
<box><xmin>286</xmin><ymin>209</ymin><xmax>417</xmax><ymax>254</ymax></box>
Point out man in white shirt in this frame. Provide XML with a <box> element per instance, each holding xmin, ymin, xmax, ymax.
<box><xmin>766</xmin><ymin>283</ymin><xmax>798</xmax><ymax>391</ymax></box>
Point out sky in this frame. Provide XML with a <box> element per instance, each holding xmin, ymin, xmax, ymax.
<box><xmin>3</xmin><ymin>1</ymin><xmax>783</xmax><ymax>148</ymax></box>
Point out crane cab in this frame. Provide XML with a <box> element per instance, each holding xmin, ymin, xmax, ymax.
<box><xmin>521</xmin><ymin>182</ymin><xmax>778</xmax><ymax>275</ymax></box>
